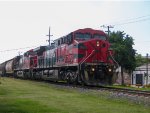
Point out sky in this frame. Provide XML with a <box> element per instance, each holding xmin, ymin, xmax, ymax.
<box><xmin>0</xmin><ymin>0</ymin><xmax>150</xmax><ymax>63</ymax></box>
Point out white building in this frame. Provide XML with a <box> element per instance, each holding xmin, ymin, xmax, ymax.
<box><xmin>132</xmin><ymin>64</ymin><xmax>150</xmax><ymax>86</ymax></box>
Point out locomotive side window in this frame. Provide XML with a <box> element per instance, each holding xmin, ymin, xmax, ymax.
<box><xmin>64</xmin><ymin>36</ymin><xmax>67</xmax><ymax>44</ymax></box>
<box><xmin>61</xmin><ymin>38</ymin><xmax>64</xmax><ymax>44</ymax></box>
<box><xmin>93</xmin><ymin>34</ymin><xmax>106</xmax><ymax>40</ymax></box>
<box><xmin>75</xmin><ymin>33</ymin><xmax>91</xmax><ymax>40</ymax></box>
<box><xmin>58</xmin><ymin>40</ymin><xmax>60</xmax><ymax>46</ymax></box>
<box><xmin>67</xmin><ymin>33</ymin><xmax>73</xmax><ymax>44</ymax></box>
<box><xmin>30</xmin><ymin>57</ymin><xmax>35</xmax><ymax>66</ymax></box>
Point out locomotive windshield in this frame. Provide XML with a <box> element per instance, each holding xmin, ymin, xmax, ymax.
<box><xmin>75</xmin><ymin>33</ymin><xmax>107</xmax><ymax>41</ymax></box>
<box><xmin>75</xmin><ymin>33</ymin><xmax>91</xmax><ymax>40</ymax></box>
<box><xmin>93</xmin><ymin>34</ymin><xmax>106</xmax><ymax>40</ymax></box>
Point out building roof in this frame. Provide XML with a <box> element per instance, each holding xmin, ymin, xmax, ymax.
<box><xmin>135</xmin><ymin>64</ymin><xmax>150</xmax><ymax>71</ymax></box>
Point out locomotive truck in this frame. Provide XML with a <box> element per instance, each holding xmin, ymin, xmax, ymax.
<box><xmin>0</xmin><ymin>28</ymin><xmax>115</xmax><ymax>85</ymax></box>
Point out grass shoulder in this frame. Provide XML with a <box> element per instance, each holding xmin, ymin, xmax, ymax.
<box><xmin>0</xmin><ymin>77</ymin><xmax>149</xmax><ymax>113</ymax></box>
<box><xmin>112</xmin><ymin>84</ymin><xmax>150</xmax><ymax>91</ymax></box>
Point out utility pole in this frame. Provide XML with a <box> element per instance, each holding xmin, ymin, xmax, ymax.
<box><xmin>46</xmin><ymin>27</ymin><xmax>53</xmax><ymax>47</ymax></box>
<box><xmin>126</xmin><ymin>35</ymin><xmax>129</xmax><ymax>38</ymax></box>
<box><xmin>18</xmin><ymin>51</ymin><xmax>22</xmax><ymax>56</ymax></box>
<box><xmin>101</xmin><ymin>25</ymin><xmax>114</xmax><ymax>36</ymax></box>
<box><xmin>146</xmin><ymin>53</ymin><xmax>149</xmax><ymax>85</ymax></box>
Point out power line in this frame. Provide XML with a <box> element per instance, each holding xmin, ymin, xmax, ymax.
<box><xmin>106</xmin><ymin>14</ymin><xmax>150</xmax><ymax>26</ymax></box>
<box><xmin>114</xmin><ymin>17</ymin><xmax>150</xmax><ymax>26</ymax></box>
<box><xmin>101</xmin><ymin>25</ymin><xmax>114</xmax><ymax>36</ymax></box>
<box><xmin>124</xmin><ymin>14</ymin><xmax>150</xmax><ymax>21</ymax></box>
<box><xmin>111</xmin><ymin>14</ymin><xmax>150</xmax><ymax>25</ymax></box>
<box><xmin>0</xmin><ymin>46</ymin><xmax>36</xmax><ymax>53</ymax></box>
<box><xmin>100</xmin><ymin>15</ymin><xmax>150</xmax><ymax>34</ymax></box>
<box><xmin>0</xmin><ymin>27</ymin><xmax>53</xmax><ymax>53</ymax></box>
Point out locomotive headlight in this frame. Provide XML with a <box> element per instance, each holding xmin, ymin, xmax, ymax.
<box><xmin>91</xmin><ymin>67</ymin><xmax>95</xmax><ymax>71</ymax></box>
<box><xmin>108</xmin><ymin>68</ymin><xmax>112</xmax><ymax>72</ymax></box>
<box><xmin>96</xmin><ymin>41</ymin><xmax>100</xmax><ymax>47</ymax></box>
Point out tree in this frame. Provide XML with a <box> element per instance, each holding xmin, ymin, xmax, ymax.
<box><xmin>135</xmin><ymin>54</ymin><xmax>147</xmax><ymax>67</ymax></box>
<box><xmin>109</xmin><ymin>31</ymin><xmax>136</xmax><ymax>85</ymax></box>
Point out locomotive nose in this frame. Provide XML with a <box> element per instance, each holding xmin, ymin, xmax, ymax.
<box><xmin>96</xmin><ymin>40</ymin><xmax>106</xmax><ymax>48</ymax></box>
<box><xmin>96</xmin><ymin>41</ymin><xmax>100</xmax><ymax>47</ymax></box>
<box><xmin>92</xmin><ymin>40</ymin><xmax>107</xmax><ymax>63</ymax></box>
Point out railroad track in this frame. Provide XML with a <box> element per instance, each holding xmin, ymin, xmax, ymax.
<box><xmin>6</xmin><ymin>77</ymin><xmax>150</xmax><ymax>98</ymax></box>
<box><xmin>46</xmin><ymin>81</ymin><xmax>150</xmax><ymax>106</ymax></box>
<box><xmin>46</xmin><ymin>80</ymin><xmax>150</xmax><ymax>97</ymax></box>
<box><xmin>98</xmin><ymin>86</ymin><xmax>150</xmax><ymax>97</ymax></box>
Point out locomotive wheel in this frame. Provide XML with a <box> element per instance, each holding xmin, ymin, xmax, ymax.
<box><xmin>66</xmin><ymin>70</ymin><xmax>78</xmax><ymax>84</ymax></box>
<box><xmin>81</xmin><ymin>68</ymin><xmax>112</xmax><ymax>85</ymax></box>
<box><xmin>81</xmin><ymin>69</ymin><xmax>93</xmax><ymax>83</ymax></box>
<box><xmin>13</xmin><ymin>72</ymin><xmax>17</xmax><ymax>78</ymax></box>
<box><xmin>80</xmin><ymin>64</ymin><xmax>98</xmax><ymax>84</ymax></box>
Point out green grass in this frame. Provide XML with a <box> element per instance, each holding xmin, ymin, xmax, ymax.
<box><xmin>0</xmin><ymin>77</ymin><xmax>149</xmax><ymax>113</ymax></box>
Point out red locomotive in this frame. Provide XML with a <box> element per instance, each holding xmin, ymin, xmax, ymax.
<box><xmin>0</xmin><ymin>28</ymin><xmax>114</xmax><ymax>85</ymax></box>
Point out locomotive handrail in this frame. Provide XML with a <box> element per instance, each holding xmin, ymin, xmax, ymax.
<box><xmin>79</xmin><ymin>50</ymin><xmax>95</xmax><ymax>83</ymax></box>
<box><xmin>109</xmin><ymin>51</ymin><xmax>119</xmax><ymax>69</ymax></box>
<box><xmin>80</xmin><ymin>50</ymin><xmax>95</xmax><ymax>66</ymax></box>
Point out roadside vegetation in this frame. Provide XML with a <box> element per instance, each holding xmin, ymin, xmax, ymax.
<box><xmin>109</xmin><ymin>31</ymin><xmax>136</xmax><ymax>85</ymax></box>
<box><xmin>112</xmin><ymin>84</ymin><xmax>150</xmax><ymax>91</ymax></box>
<box><xmin>135</xmin><ymin>54</ymin><xmax>147</xmax><ymax>67</ymax></box>
<box><xmin>109</xmin><ymin>31</ymin><xmax>149</xmax><ymax>86</ymax></box>
<box><xmin>0</xmin><ymin>77</ymin><xmax>149</xmax><ymax>113</ymax></box>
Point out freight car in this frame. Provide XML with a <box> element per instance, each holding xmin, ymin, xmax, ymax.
<box><xmin>0</xmin><ymin>28</ymin><xmax>115</xmax><ymax>85</ymax></box>
<box><xmin>0</xmin><ymin>62</ymin><xmax>6</xmax><ymax>77</ymax></box>
<box><xmin>0</xmin><ymin>56</ymin><xmax>20</xmax><ymax>77</ymax></box>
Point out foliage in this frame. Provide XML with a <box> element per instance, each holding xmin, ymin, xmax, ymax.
<box><xmin>109</xmin><ymin>31</ymin><xmax>136</xmax><ymax>71</ymax></box>
<box><xmin>109</xmin><ymin>31</ymin><xmax>136</xmax><ymax>85</ymax></box>
<box><xmin>113</xmin><ymin>84</ymin><xmax>150</xmax><ymax>91</ymax></box>
<box><xmin>135</xmin><ymin>54</ymin><xmax>147</xmax><ymax>67</ymax></box>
